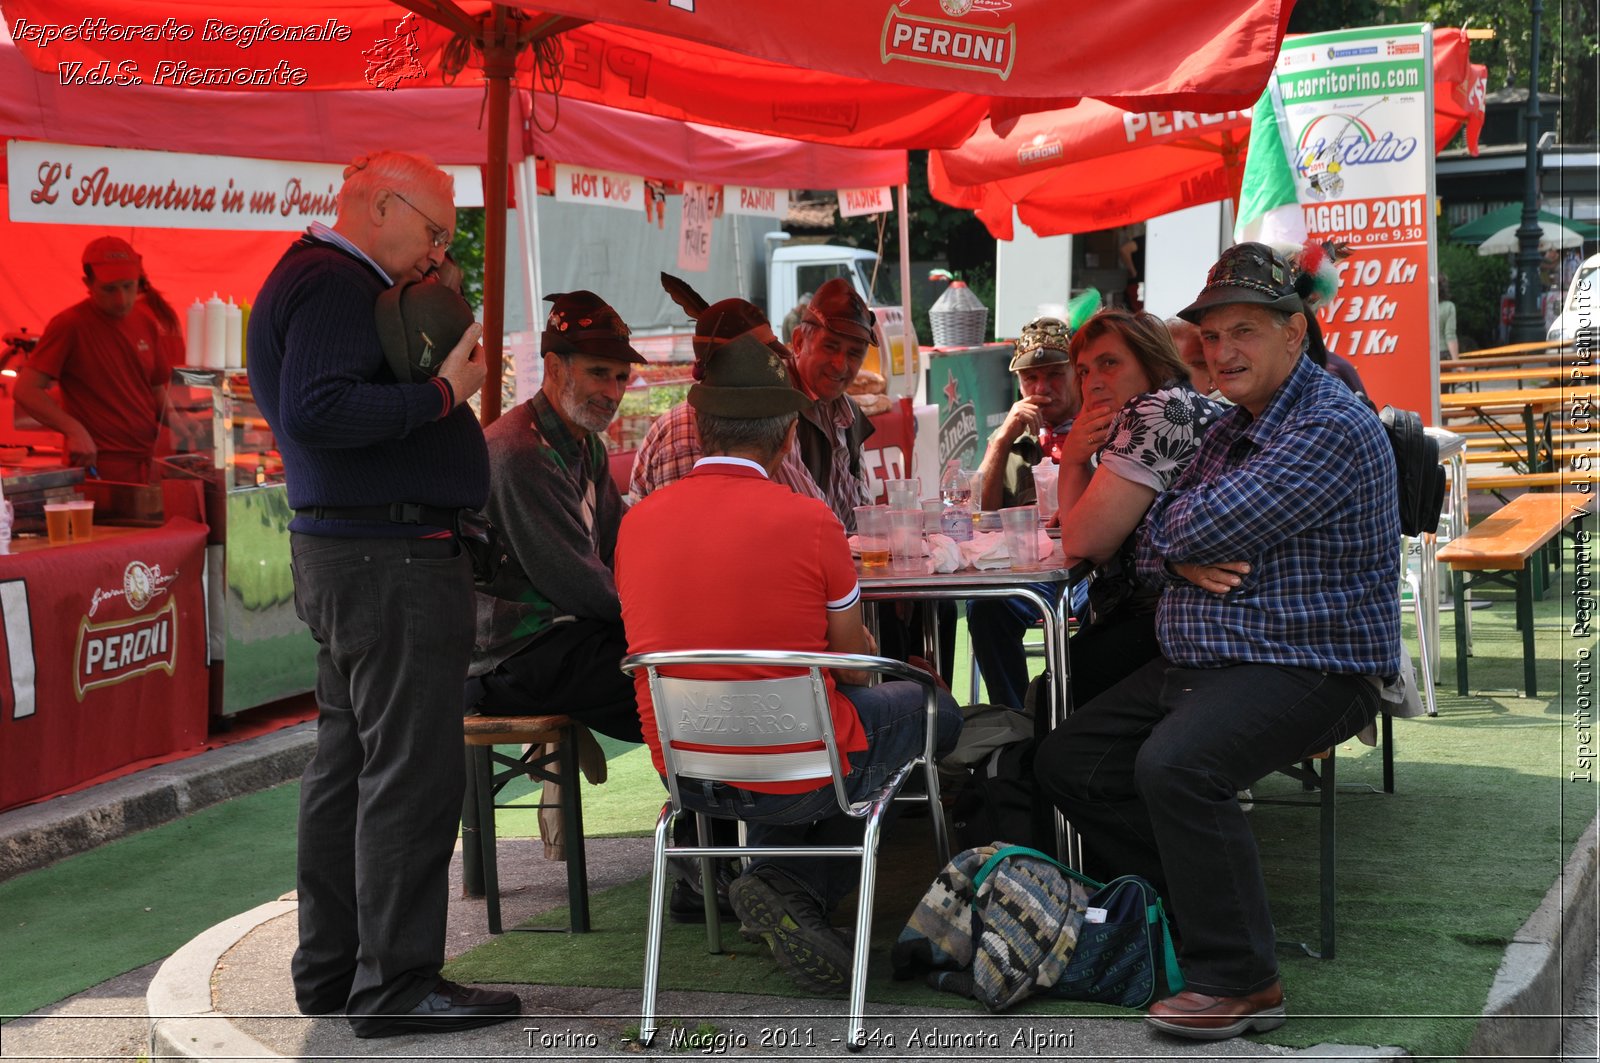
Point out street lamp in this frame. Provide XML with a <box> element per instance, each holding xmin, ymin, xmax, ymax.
<box><xmin>1511</xmin><ymin>0</ymin><xmax>1546</xmax><ymax>342</ymax></box>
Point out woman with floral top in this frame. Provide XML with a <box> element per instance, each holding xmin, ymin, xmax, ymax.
<box><xmin>1055</xmin><ymin>309</ymin><xmax>1227</xmax><ymax>704</ymax></box>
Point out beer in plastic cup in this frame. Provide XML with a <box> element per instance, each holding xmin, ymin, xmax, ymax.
<box><xmin>67</xmin><ymin>500</ymin><xmax>94</xmax><ymax>540</ymax></box>
<box><xmin>1000</xmin><ymin>504</ymin><xmax>1039</xmax><ymax>569</ymax></box>
<box><xmin>853</xmin><ymin>505</ymin><xmax>891</xmax><ymax>568</ymax></box>
<box><xmin>44</xmin><ymin>503</ymin><xmax>71</xmax><ymax>545</ymax></box>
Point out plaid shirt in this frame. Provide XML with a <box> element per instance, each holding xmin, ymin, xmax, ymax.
<box><xmin>629</xmin><ymin>401</ymin><xmax>827</xmax><ymax>504</ymax></box>
<box><xmin>1137</xmin><ymin>355</ymin><xmax>1401</xmax><ymax>676</ymax></box>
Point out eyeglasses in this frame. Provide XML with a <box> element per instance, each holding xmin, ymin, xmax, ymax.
<box><xmin>389</xmin><ymin>189</ymin><xmax>453</xmax><ymax>249</ymax></box>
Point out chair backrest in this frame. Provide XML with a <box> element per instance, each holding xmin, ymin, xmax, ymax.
<box><xmin>626</xmin><ymin>651</ymin><xmax>856</xmax><ymax>816</ymax></box>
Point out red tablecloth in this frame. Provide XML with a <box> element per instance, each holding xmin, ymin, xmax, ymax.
<box><xmin>0</xmin><ymin>518</ymin><xmax>210</xmax><ymax>810</ymax></box>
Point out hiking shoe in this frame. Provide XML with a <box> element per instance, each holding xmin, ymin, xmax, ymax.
<box><xmin>668</xmin><ymin>866</ymin><xmax>737</xmax><ymax>924</ymax></box>
<box><xmin>727</xmin><ymin>870</ymin><xmax>852</xmax><ymax>995</ymax></box>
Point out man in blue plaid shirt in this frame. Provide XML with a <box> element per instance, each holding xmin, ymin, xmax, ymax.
<box><xmin>1037</xmin><ymin>243</ymin><xmax>1400</xmax><ymax>1043</ymax></box>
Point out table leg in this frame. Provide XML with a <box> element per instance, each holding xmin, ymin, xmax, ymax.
<box><xmin>1518</xmin><ymin>569</ymin><xmax>1536</xmax><ymax>698</ymax></box>
<box><xmin>1453</xmin><ymin>569</ymin><xmax>1469</xmax><ymax>696</ymax></box>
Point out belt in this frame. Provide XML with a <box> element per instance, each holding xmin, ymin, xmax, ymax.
<box><xmin>298</xmin><ymin>503</ymin><xmax>465</xmax><ymax>531</ymax></box>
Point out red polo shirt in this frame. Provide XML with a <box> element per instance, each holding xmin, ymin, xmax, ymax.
<box><xmin>615</xmin><ymin>458</ymin><xmax>865</xmax><ymax>793</ymax></box>
<box><xmin>30</xmin><ymin>299</ymin><xmax>168</xmax><ymax>464</ymax></box>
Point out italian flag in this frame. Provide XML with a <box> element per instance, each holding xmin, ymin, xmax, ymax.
<box><xmin>1233</xmin><ymin>81</ymin><xmax>1307</xmax><ymax>246</ymax></box>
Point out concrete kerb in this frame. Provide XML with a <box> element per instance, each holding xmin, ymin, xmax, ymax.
<box><xmin>1469</xmin><ymin>813</ymin><xmax>1600</xmax><ymax>1059</ymax></box>
<box><xmin>147</xmin><ymin>899</ymin><xmax>296</xmax><ymax>1062</ymax></box>
<box><xmin>0</xmin><ymin>722</ymin><xmax>315</xmax><ymax>881</ymax></box>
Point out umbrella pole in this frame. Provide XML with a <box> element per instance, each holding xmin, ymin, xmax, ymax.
<box><xmin>479</xmin><ymin>10</ymin><xmax>516</xmax><ymax>425</ymax></box>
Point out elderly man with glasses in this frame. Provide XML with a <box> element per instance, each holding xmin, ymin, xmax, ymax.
<box><xmin>248</xmin><ymin>150</ymin><xmax>518</xmax><ymax>1038</ymax></box>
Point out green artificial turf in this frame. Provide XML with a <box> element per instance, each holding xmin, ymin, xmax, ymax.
<box><xmin>448</xmin><ymin>547</ymin><xmax>1599</xmax><ymax>1058</ymax></box>
<box><xmin>0</xmin><ymin>782</ymin><xmax>301</xmax><ymax>1020</ymax></box>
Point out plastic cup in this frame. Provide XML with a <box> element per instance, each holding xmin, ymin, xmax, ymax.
<box><xmin>67</xmin><ymin>499</ymin><xmax>94</xmax><ymax>540</ymax></box>
<box><xmin>887</xmin><ymin>508</ymin><xmax>925</xmax><ymax>569</ymax></box>
<box><xmin>1000</xmin><ymin>504</ymin><xmax>1040</xmax><ymax>569</ymax></box>
<box><xmin>921</xmin><ymin>498</ymin><xmax>944</xmax><ymax>535</ymax></box>
<box><xmin>44</xmin><ymin>503</ymin><xmax>71</xmax><ymax>545</ymax></box>
<box><xmin>1031</xmin><ymin>462</ymin><xmax>1059</xmax><ymax>518</ymax></box>
<box><xmin>853</xmin><ymin>505</ymin><xmax>890</xmax><ymax>569</ymax></box>
<box><xmin>885</xmin><ymin>478</ymin><xmax>919</xmax><ymax>510</ymax></box>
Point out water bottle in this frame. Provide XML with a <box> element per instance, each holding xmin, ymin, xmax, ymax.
<box><xmin>939</xmin><ymin>459</ymin><xmax>974</xmax><ymax>542</ymax></box>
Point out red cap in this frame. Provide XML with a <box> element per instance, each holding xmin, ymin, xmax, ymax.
<box><xmin>81</xmin><ymin>237</ymin><xmax>142</xmax><ymax>284</ymax></box>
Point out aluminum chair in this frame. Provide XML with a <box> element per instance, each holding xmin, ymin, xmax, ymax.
<box><xmin>620</xmin><ymin>649</ymin><xmax>950</xmax><ymax>1053</ymax></box>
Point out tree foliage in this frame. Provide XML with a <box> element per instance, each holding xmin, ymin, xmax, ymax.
<box><xmin>1291</xmin><ymin>0</ymin><xmax>1597</xmax><ymax>145</ymax></box>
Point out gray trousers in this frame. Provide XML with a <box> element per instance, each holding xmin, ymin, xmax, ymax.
<box><xmin>288</xmin><ymin>533</ymin><xmax>475</xmax><ymax>1031</ymax></box>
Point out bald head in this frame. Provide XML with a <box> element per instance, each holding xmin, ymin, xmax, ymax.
<box><xmin>1167</xmin><ymin>317</ymin><xmax>1213</xmax><ymax>395</ymax></box>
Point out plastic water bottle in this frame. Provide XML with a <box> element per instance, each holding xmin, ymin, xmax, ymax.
<box><xmin>939</xmin><ymin>459</ymin><xmax>973</xmax><ymax>542</ymax></box>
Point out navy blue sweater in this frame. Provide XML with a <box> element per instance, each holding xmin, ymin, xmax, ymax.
<box><xmin>247</xmin><ymin>238</ymin><xmax>489</xmax><ymax>536</ymax></box>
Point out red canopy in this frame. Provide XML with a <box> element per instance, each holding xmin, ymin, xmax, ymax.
<box><xmin>931</xmin><ymin>27</ymin><xmax>1488</xmax><ymax>240</ymax></box>
<box><xmin>0</xmin><ymin>25</ymin><xmax>905</xmax><ymax>334</ymax></box>
<box><xmin>4</xmin><ymin>0</ymin><xmax>1293</xmax><ymax>148</ymax></box>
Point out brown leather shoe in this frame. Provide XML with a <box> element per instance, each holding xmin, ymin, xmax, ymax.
<box><xmin>1145</xmin><ymin>981</ymin><xmax>1286</xmax><ymax>1041</ymax></box>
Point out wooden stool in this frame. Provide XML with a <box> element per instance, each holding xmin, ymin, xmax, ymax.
<box><xmin>461</xmin><ymin>714</ymin><xmax>590</xmax><ymax>934</ymax></box>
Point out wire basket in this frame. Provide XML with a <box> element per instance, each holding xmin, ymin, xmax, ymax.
<box><xmin>929</xmin><ymin>281</ymin><xmax>989</xmax><ymax>348</ymax></box>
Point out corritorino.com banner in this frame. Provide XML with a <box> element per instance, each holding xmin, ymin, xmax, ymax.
<box><xmin>1265</xmin><ymin>23</ymin><xmax>1440</xmax><ymax>422</ymax></box>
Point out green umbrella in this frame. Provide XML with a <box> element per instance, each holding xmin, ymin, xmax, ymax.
<box><xmin>1450</xmin><ymin>204</ymin><xmax>1599</xmax><ymax>244</ymax></box>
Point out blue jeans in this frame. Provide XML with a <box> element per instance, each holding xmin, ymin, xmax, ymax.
<box><xmin>678</xmin><ymin>681</ymin><xmax>963</xmax><ymax>912</ymax></box>
<box><xmin>1035</xmin><ymin>657</ymin><xmax>1379</xmax><ymax>996</ymax></box>
<box><xmin>966</xmin><ymin>583</ymin><xmax>1061</xmax><ymax>709</ymax></box>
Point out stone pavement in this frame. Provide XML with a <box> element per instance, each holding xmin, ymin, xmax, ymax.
<box><xmin>1</xmin><ymin>724</ymin><xmax>1594</xmax><ymax>1062</ymax></box>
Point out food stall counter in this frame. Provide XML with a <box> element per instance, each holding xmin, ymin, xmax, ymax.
<box><xmin>0</xmin><ymin>516</ymin><xmax>210</xmax><ymax>811</ymax></box>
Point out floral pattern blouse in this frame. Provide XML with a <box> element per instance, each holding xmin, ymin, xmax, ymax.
<box><xmin>1084</xmin><ymin>385</ymin><xmax>1227</xmax><ymax>626</ymax></box>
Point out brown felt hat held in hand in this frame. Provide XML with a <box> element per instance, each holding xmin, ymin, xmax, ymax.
<box><xmin>374</xmin><ymin>278</ymin><xmax>477</xmax><ymax>383</ymax></box>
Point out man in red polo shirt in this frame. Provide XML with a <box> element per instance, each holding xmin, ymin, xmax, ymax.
<box><xmin>615</xmin><ymin>333</ymin><xmax>963</xmax><ymax>995</ymax></box>
<box><xmin>18</xmin><ymin>237</ymin><xmax>174</xmax><ymax>483</ymax></box>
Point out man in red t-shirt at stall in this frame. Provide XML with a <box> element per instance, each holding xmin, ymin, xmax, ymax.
<box><xmin>17</xmin><ymin>237</ymin><xmax>175</xmax><ymax>483</ymax></box>
<box><xmin>615</xmin><ymin>333</ymin><xmax>963</xmax><ymax>995</ymax></box>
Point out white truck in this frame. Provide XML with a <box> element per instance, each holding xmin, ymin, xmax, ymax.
<box><xmin>525</xmin><ymin>203</ymin><xmax>912</xmax><ymax>389</ymax></box>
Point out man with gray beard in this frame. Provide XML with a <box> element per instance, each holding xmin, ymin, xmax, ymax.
<box><xmin>464</xmin><ymin>291</ymin><xmax>643</xmax><ymax>744</ymax></box>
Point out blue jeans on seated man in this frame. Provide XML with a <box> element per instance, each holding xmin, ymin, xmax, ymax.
<box><xmin>966</xmin><ymin>583</ymin><xmax>1062</xmax><ymax>709</ymax></box>
<box><xmin>677</xmin><ymin>681</ymin><xmax>963</xmax><ymax>914</ymax></box>
<box><xmin>1034</xmin><ymin>657</ymin><xmax>1380</xmax><ymax>997</ymax></box>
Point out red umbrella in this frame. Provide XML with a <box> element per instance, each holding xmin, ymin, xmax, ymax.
<box><xmin>932</xmin><ymin>27</ymin><xmax>1487</xmax><ymax>240</ymax></box>
<box><xmin>4</xmin><ymin>1</ymin><xmax>1292</xmax><ymax>144</ymax></box>
<box><xmin>930</xmin><ymin>100</ymin><xmax>1252</xmax><ymax>239</ymax></box>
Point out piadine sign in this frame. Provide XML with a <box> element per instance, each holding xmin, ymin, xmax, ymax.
<box><xmin>1272</xmin><ymin>24</ymin><xmax>1438</xmax><ymax>421</ymax></box>
<box><xmin>8</xmin><ymin>140</ymin><xmax>481</xmax><ymax>231</ymax></box>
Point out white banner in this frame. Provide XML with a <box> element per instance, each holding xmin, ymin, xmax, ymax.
<box><xmin>553</xmin><ymin>164</ymin><xmax>643</xmax><ymax>211</ymax></box>
<box><xmin>837</xmin><ymin>186</ymin><xmax>893</xmax><ymax>218</ymax></box>
<box><xmin>6</xmin><ymin>141</ymin><xmax>481</xmax><ymax>230</ymax></box>
<box><xmin>724</xmin><ymin>185</ymin><xmax>790</xmax><ymax>218</ymax></box>
<box><xmin>677</xmin><ymin>182</ymin><xmax>714</xmax><ymax>272</ymax></box>
<box><xmin>1271</xmin><ymin>24</ymin><xmax>1437</xmax><ymax>420</ymax></box>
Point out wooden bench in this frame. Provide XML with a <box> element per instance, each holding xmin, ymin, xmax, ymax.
<box><xmin>1437</xmin><ymin>492</ymin><xmax>1595</xmax><ymax>696</ymax></box>
<box><xmin>1464</xmin><ymin>446</ymin><xmax>1589</xmax><ymax>466</ymax></box>
<box><xmin>1464</xmin><ymin>469</ymin><xmax>1594</xmax><ymax>493</ymax></box>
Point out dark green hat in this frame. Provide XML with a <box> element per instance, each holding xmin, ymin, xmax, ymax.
<box><xmin>1178</xmin><ymin>242</ymin><xmax>1306</xmax><ymax>324</ymax></box>
<box><xmin>1008</xmin><ymin>316</ymin><xmax>1071</xmax><ymax>372</ymax></box>
<box><xmin>687</xmin><ymin>334</ymin><xmax>813</xmax><ymax>418</ymax></box>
